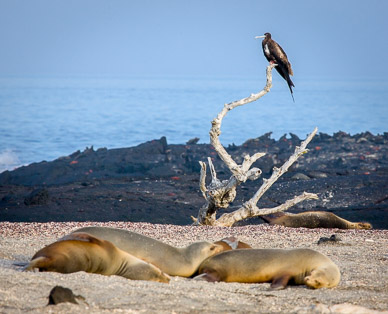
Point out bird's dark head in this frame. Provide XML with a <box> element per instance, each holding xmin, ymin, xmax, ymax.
<box><xmin>255</xmin><ymin>32</ymin><xmax>271</xmax><ymax>40</ymax></box>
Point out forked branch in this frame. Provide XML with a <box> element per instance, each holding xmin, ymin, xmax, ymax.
<box><xmin>193</xmin><ymin>64</ymin><xmax>319</xmax><ymax>226</ymax></box>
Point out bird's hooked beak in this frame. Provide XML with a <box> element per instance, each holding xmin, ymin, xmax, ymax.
<box><xmin>255</xmin><ymin>35</ymin><xmax>265</xmax><ymax>39</ymax></box>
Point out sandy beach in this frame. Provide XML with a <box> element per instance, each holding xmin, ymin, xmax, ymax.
<box><xmin>0</xmin><ymin>221</ymin><xmax>387</xmax><ymax>313</ymax></box>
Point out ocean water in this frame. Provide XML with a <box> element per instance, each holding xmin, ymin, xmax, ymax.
<box><xmin>0</xmin><ymin>76</ymin><xmax>387</xmax><ymax>172</ymax></box>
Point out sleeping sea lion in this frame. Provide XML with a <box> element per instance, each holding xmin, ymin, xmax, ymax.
<box><xmin>25</xmin><ymin>232</ymin><xmax>170</xmax><ymax>283</ymax></box>
<box><xmin>71</xmin><ymin>226</ymin><xmax>224</xmax><ymax>277</ymax></box>
<box><xmin>194</xmin><ymin>248</ymin><xmax>340</xmax><ymax>289</ymax></box>
<box><xmin>260</xmin><ymin>211</ymin><xmax>372</xmax><ymax>229</ymax></box>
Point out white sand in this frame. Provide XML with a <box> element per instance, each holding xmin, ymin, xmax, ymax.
<box><xmin>0</xmin><ymin>222</ymin><xmax>387</xmax><ymax>313</ymax></box>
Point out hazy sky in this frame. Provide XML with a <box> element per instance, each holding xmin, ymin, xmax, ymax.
<box><xmin>0</xmin><ymin>0</ymin><xmax>387</xmax><ymax>79</ymax></box>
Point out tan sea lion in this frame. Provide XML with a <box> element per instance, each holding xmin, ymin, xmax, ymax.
<box><xmin>194</xmin><ymin>248</ymin><xmax>340</xmax><ymax>289</ymax></box>
<box><xmin>71</xmin><ymin>226</ymin><xmax>224</xmax><ymax>277</ymax></box>
<box><xmin>25</xmin><ymin>232</ymin><xmax>170</xmax><ymax>283</ymax></box>
<box><xmin>260</xmin><ymin>211</ymin><xmax>372</xmax><ymax>229</ymax></box>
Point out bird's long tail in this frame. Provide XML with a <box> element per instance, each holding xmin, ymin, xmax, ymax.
<box><xmin>287</xmin><ymin>77</ymin><xmax>295</xmax><ymax>102</ymax></box>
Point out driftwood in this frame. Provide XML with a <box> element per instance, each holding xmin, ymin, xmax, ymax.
<box><xmin>193</xmin><ymin>64</ymin><xmax>318</xmax><ymax>226</ymax></box>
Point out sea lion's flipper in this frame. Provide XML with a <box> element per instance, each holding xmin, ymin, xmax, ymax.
<box><xmin>259</xmin><ymin>212</ymin><xmax>287</xmax><ymax>224</ymax></box>
<box><xmin>24</xmin><ymin>256</ymin><xmax>48</xmax><ymax>271</ymax></box>
<box><xmin>193</xmin><ymin>271</ymin><xmax>221</xmax><ymax>282</ymax></box>
<box><xmin>225</xmin><ymin>237</ymin><xmax>252</xmax><ymax>249</ymax></box>
<box><xmin>270</xmin><ymin>274</ymin><xmax>291</xmax><ymax>290</ymax></box>
<box><xmin>214</xmin><ymin>237</ymin><xmax>238</xmax><ymax>250</ymax></box>
<box><xmin>59</xmin><ymin>232</ymin><xmax>103</xmax><ymax>244</ymax></box>
<box><xmin>214</xmin><ymin>237</ymin><xmax>252</xmax><ymax>250</ymax></box>
<box><xmin>356</xmin><ymin>222</ymin><xmax>372</xmax><ymax>230</ymax></box>
<box><xmin>13</xmin><ymin>261</ymin><xmax>29</xmax><ymax>268</ymax></box>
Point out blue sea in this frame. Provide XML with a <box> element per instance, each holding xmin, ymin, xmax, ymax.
<box><xmin>1</xmin><ymin>76</ymin><xmax>387</xmax><ymax>172</ymax></box>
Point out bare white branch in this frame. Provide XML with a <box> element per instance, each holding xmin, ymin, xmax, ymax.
<box><xmin>242</xmin><ymin>152</ymin><xmax>266</xmax><ymax>171</ymax></box>
<box><xmin>198</xmin><ymin>161</ymin><xmax>207</xmax><ymax>200</ymax></box>
<box><xmin>249</xmin><ymin>127</ymin><xmax>318</xmax><ymax>205</ymax></box>
<box><xmin>209</xmin><ymin>64</ymin><xmax>275</xmax><ymax>180</ymax></box>
<box><xmin>215</xmin><ymin>192</ymin><xmax>319</xmax><ymax>227</ymax></box>
<box><xmin>207</xmin><ymin>157</ymin><xmax>219</xmax><ymax>185</ymax></box>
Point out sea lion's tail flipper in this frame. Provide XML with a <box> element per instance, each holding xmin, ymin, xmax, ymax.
<box><xmin>259</xmin><ymin>212</ymin><xmax>287</xmax><ymax>224</ymax></box>
<box><xmin>193</xmin><ymin>271</ymin><xmax>221</xmax><ymax>282</ymax></box>
<box><xmin>157</xmin><ymin>272</ymin><xmax>171</xmax><ymax>283</ymax></box>
<box><xmin>214</xmin><ymin>237</ymin><xmax>252</xmax><ymax>251</ymax></box>
<box><xmin>270</xmin><ymin>274</ymin><xmax>291</xmax><ymax>290</ymax></box>
<box><xmin>23</xmin><ymin>256</ymin><xmax>48</xmax><ymax>271</ymax></box>
<box><xmin>356</xmin><ymin>222</ymin><xmax>372</xmax><ymax>230</ymax></box>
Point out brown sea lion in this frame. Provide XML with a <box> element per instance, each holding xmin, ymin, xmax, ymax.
<box><xmin>71</xmin><ymin>226</ymin><xmax>224</xmax><ymax>277</ymax></box>
<box><xmin>194</xmin><ymin>248</ymin><xmax>340</xmax><ymax>289</ymax></box>
<box><xmin>25</xmin><ymin>232</ymin><xmax>170</xmax><ymax>283</ymax></box>
<box><xmin>260</xmin><ymin>211</ymin><xmax>372</xmax><ymax>229</ymax></box>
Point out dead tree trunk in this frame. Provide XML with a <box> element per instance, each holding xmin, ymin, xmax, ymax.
<box><xmin>192</xmin><ymin>64</ymin><xmax>318</xmax><ymax>227</ymax></box>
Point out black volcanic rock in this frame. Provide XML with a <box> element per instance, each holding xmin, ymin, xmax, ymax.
<box><xmin>0</xmin><ymin>132</ymin><xmax>387</xmax><ymax>228</ymax></box>
<box><xmin>48</xmin><ymin>286</ymin><xmax>79</xmax><ymax>305</ymax></box>
<box><xmin>24</xmin><ymin>188</ymin><xmax>49</xmax><ymax>206</ymax></box>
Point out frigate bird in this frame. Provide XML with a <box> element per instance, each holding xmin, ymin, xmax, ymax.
<box><xmin>255</xmin><ymin>33</ymin><xmax>295</xmax><ymax>102</ymax></box>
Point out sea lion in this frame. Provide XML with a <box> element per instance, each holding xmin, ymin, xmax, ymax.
<box><xmin>260</xmin><ymin>211</ymin><xmax>372</xmax><ymax>229</ymax></box>
<box><xmin>194</xmin><ymin>248</ymin><xmax>340</xmax><ymax>289</ymax></box>
<box><xmin>70</xmin><ymin>226</ymin><xmax>224</xmax><ymax>277</ymax></box>
<box><xmin>25</xmin><ymin>232</ymin><xmax>170</xmax><ymax>283</ymax></box>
